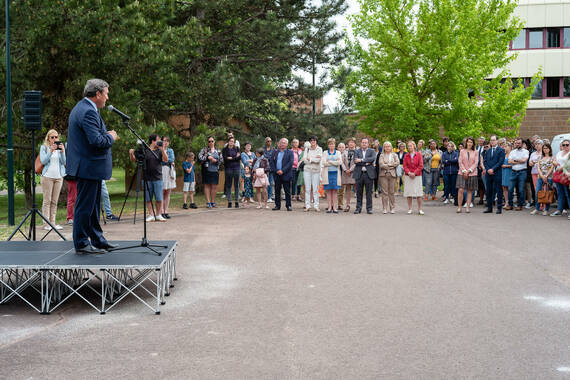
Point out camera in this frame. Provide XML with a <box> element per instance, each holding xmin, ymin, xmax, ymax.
<box><xmin>157</xmin><ymin>141</ymin><xmax>163</xmax><ymax>147</ymax></box>
<box><xmin>54</xmin><ymin>141</ymin><xmax>62</xmax><ymax>150</ymax></box>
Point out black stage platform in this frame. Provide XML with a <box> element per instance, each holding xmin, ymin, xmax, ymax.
<box><xmin>0</xmin><ymin>241</ymin><xmax>177</xmax><ymax>314</ymax></box>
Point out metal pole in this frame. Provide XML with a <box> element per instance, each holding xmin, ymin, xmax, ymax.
<box><xmin>5</xmin><ymin>0</ymin><xmax>15</xmax><ymax>225</ymax></box>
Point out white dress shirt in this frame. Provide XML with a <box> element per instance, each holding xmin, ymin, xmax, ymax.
<box><xmin>508</xmin><ymin>148</ymin><xmax>529</xmax><ymax>171</ymax></box>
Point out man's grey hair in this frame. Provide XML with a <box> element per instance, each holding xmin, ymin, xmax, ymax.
<box><xmin>83</xmin><ymin>79</ymin><xmax>109</xmax><ymax>98</ymax></box>
<box><xmin>280</xmin><ymin>138</ymin><xmax>289</xmax><ymax>145</ymax></box>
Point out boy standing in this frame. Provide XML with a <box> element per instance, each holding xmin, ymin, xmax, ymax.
<box><xmin>183</xmin><ymin>152</ymin><xmax>197</xmax><ymax>209</ymax></box>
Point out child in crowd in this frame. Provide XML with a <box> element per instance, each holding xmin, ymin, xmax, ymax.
<box><xmin>242</xmin><ymin>166</ymin><xmax>254</xmax><ymax>207</ymax></box>
<box><xmin>253</xmin><ymin>148</ymin><xmax>270</xmax><ymax>209</ymax></box>
<box><xmin>183</xmin><ymin>152</ymin><xmax>197</xmax><ymax>209</ymax></box>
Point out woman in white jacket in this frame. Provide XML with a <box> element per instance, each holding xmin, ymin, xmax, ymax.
<box><xmin>321</xmin><ymin>138</ymin><xmax>342</xmax><ymax>213</ymax></box>
<box><xmin>303</xmin><ymin>136</ymin><xmax>322</xmax><ymax>211</ymax></box>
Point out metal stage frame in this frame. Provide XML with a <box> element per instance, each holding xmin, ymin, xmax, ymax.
<box><xmin>0</xmin><ymin>241</ymin><xmax>177</xmax><ymax>315</ymax></box>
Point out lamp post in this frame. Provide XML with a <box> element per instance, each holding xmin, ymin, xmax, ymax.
<box><xmin>5</xmin><ymin>0</ymin><xmax>15</xmax><ymax>225</ymax></box>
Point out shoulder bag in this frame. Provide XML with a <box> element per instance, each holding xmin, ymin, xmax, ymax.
<box><xmin>537</xmin><ymin>183</ymin><xmax>555</xmax><ymax>204</ymax></box>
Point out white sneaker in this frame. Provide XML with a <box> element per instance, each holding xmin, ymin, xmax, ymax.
<box><xmin>267</xmin><ymin>198</ymin><xmax>274</xmax><ymax>203</ymax></box>
<box><xmin>443</xmin><ymin>199</ymin><xmax>449</xmax><ymax>204</ymax></box>
<box><xmin>146</xmin><ymin>215</ymin><xmax>156</xmax><ymax>222</ymax></box>
<box><xmin>524</xmin><ymin>202</ymin><xmax>532</xmax><ymax>209</ymax></box>
<box><xmin>407</xmin><ymin>210</ymin><xmax>412</xmax><ymax>214</ymax></box>
<box><xmin>221</xmin><ymin>194</ymin><xmax>226</xmax><ymax>198</ymax></box>
<box><xmin>54</xmin><ymin>224</ymin><xmax>63</xmax><ymax>230</ymax></box>
<box><xmin>550</xmin><ymin>211</ymin><xmax>561</xmax><ymax>217</ymax></box>
<box><xmin>470</xmin><ymin>203</ymin><xmax>474</xmax><ymax>208</ymax></box>
<box><xmin>43</xmin><ymin>225</ymin><xmax>52</xmax><ymax>230</ymax></box>
<box><xmin>530</xmin><ymin>210</ymin><xmax>538</xmax><ymax>215</ymax></box>
<box><xmin>542</xmin><ymin>210</ymin><xmax>548</xmax><ymax>216</ymax></box>
<box><xmin>155</xmin><ymin>215</ymin><xmax>167</xmax><ymax>222</ymax></box>
<box><xmin>419</xmin><ymin>210</ymin><xmax>425</xmax><ymax>215</ymax></box>
<box><xmin>563</xmin><ymin>209</ymin><xmax>568</xmax><ymax>215</ymax></box>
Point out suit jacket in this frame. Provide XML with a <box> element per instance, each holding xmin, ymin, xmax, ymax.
<box><xmin>66</xmin><ymin>98</ymin><xmax>114</xmax><ymax>180</ymax></box>
<box><xmin>270</xmin><ymin>149</ymin><xmax>294</xmax><ymax>181</ymax></box>
<box><xmin>353</xmin><ymin>148</ymin><xmax>377</xmax><ymax>180</ymax></box>
<box><xmin>378</xmin><ymin>152</ymin><xmax>399</xmax><ymax>177</ymax></box>
<box><xmin>483</xmin><ymin>146</ymin><xmax>505</xmax><ymax>175</ymax></box>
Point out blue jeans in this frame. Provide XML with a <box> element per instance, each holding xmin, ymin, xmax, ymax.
<box><xmin>554</xmin><ymin>182</ymin><xmax>569</xmax><ymax>211</ymax></box>
<box><xmin>508</xmin><ymin>169</ymin><xmax>526</xmax><ymax>207</ymax></box>
<box><xmin>443</xmin><ymin>173</ymin><xmax>457</xmax><ymax>199</ymax></box>
<box><xmin>145</xmin><ymin>180</ymin><xmax>163</xmax><ymax>202</ymax></box>
<box><xmin>101</xmin><ymin>180</ymin><xmax>112</xmax><ymax>217</ymax></box>
<box><xmin>535</xmin><ymin>177</ymin><xmax>553</xmax><ymax>211</ymax></box>
<box><xmin>267</xmin><ymin>172</ymin><xmax>275</xmax><ymax>200</ymax></box>
<box><xmin>425</xmin><ymin>168</ymin><xmax>439</xmax><ymax>196</ymax></box>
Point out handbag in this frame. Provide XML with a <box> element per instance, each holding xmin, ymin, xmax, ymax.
<box><xmin>169</xmin><ymin>163</ymin><xmax>176</xmax><ymax>180</ymax></box>
<box><xmin>255</xmin><ymin>167</ymin><xmax>265</xmax><ymax>177</ymax></box>
<box><xmin>34</xmin><ymin>154</ymin><xmax>44</xmax><ymax>175</ymax></box>
<box><xmin>553</xmin><ymin>170</ymin><xmax>570</xmax><ymax>186</ymax></box>
<box><xmin>537</xmin><ymin>183</ymin><xmax>554</xmax><ymax>204</ymax></box>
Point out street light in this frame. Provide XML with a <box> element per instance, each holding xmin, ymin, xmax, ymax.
<box><xmin>5</xmin><ymin>0</ymin><xmax>15</xmax><ymax>226</ymax></box>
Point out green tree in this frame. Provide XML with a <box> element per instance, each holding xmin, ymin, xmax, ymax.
<box><xmin>346</xmin><ymin>0</ymin><xmax>540</xmax><ymax>143</ymax></box>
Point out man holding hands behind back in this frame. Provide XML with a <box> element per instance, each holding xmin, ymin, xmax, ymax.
<box><xmin>66</xmin><ymin>79</ymin><xmax>118</xmax><ymax>254</ymax></box>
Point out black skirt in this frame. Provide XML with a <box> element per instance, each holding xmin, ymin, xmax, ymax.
<box><xmin>203</xmin><ymin>170</ymin><xmax>219</xmax><ymax>185</ymax></box>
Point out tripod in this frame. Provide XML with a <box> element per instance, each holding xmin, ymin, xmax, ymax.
<box><xmin>109</xmin><ymin>117</ymin><xmax>166</xmax><ymax>256</ymax></box>
<box><xmin>8</xmin><ymin>129</ymin><xmax>66</xmax><ymax>241</ymax></box>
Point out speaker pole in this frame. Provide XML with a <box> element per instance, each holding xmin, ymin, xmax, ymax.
<box><xmin>5</xmin><ymin>0</ymin><xmax>15</xmax><ymax>226</ymax></box>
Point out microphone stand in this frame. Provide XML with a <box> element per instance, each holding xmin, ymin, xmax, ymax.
<box><xmin>109</xmin><ymin>117</ymin><xmax>166</xmax><ymax>256</ymax></box>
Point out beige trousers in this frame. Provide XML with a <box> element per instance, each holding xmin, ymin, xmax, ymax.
<box><xmin>379</xmin><ymin>176</ymin><xmax>396</xmax><ymax>210</ymax></box>
<box><xmin>41</xmin><ymin>176</ymin><xmax>63</xmax><ymax>224</ymax></box>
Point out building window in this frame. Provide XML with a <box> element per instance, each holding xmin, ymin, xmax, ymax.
<box><xmin>512</xmin><ymin>29</ymin><xmax>526</xmax><ymax>49</ymax></box>
<box><xmin>565</xmin><ymin>28</ymin><xmax>570</xmax><ymax>48</ymax></box>
<box><xmin>547</xmin><ymin>28</ymin><xmax>560</xmax><ymax>48</ymax></box>
<box><xmin>564</xmin><ymin>78</ymin><xmax>570</xmax><ymax>97</ymax></box>
<box><xmin>546</xmin><ymin>78</ymin><xmax>560</xmax><ymax>97</ymax></box>
<box><xmin>529</xmin><ymin>29</ymin><xmax>543</xmax><ymax>48</ymax></box>
<box><xmin>511</xmin><ymin>78</ymin><xmax>525</xmax><ymax>89</ymax></box>
<box><xmin>531</xmin><ymin>79</ymin><xmax>543</xmax><ymax>99</ymax></box>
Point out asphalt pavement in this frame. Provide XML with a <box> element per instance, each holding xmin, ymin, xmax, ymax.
<box><xmin>1</xmin><ymin>195</ymin><xmax>569</xmax><ymax>379</ymax></box>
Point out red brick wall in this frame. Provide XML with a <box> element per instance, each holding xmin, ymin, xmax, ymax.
<box><xmin>519</xmin><ymin>108</ymin><xmax>570</xmax><ymax>139</ymax></box>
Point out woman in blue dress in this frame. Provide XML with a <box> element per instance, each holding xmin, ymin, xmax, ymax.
<box><xmin>321</xmin><ymin>138</ymin><xmax>342</xmax><ymax>213</ymax></box>
<box><xmin>501</xmin><ymin>142</ymin><xmax>513</xmax><ymax>204</ymax></box>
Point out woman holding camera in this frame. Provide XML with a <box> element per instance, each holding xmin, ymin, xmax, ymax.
<box><xmin>161</xmin><ymin>136</ymin><xmax>176</xmax><ymax>219</ymax></box>
<box><xmin>40</xmin><ymin>129</ymin><xmax>66</xmax><ymax>230</ymax></box>
<box><xmin>199</xmin><ymin>136</ymin><xmax>223</xmax><ymax>208</ymax></box>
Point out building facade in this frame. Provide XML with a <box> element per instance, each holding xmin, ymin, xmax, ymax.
<box><xmin>507</xmin><ymin>0</ymin><xmax>570</xmax><ymax>138</ymax></box>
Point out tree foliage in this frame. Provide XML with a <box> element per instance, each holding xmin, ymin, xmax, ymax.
<box><xmin>0</xmin><ymin>0</ymin><xmax>353</xmax><ymax>193</ymax></box>
<box><xmin>346</xmin><ymin>0</ymin><xmax>540</xmax><ymax>143</ymax></box>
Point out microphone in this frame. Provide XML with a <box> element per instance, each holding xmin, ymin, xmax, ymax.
<box><xmin>107</xmin><ymin>105</ymin><xmax>131</xmax><ymax>120</ymax></box>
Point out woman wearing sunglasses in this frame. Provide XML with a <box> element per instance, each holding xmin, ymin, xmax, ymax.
<box><xmin>39</xmin><ymin>129</ymin><xmax>66</xmax><ymax>230</ymax></box>
<box><xmin>198</xmin><ymin>136</ymin><xmax>223</xmax><ymax>208</ymax></box>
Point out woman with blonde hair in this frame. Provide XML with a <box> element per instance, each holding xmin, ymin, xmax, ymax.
<box><xmin>39</xmin><ymin>129</ymin><xmax>66</xmax><ymax>230</ymax></box>
<box><xmin>321</xmin><ymin>138</ymin><xmax>342</xmax><ymax>213</ymax></box>
<box><xmin>378</xmin><ymin>141</ymin><xmax>399</xmax><ymax>213</ymax></box>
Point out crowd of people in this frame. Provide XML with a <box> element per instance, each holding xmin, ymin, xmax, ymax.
<box><xmin>39</xmin><ymin>129</ymin><xmax>570</xmax><ymax>226</ymax></box>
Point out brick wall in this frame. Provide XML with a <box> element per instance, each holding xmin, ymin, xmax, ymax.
<box><xmin>519</xmin><ymin>108</ymin><xmax>570</xmax><ymax>140</ymax></box>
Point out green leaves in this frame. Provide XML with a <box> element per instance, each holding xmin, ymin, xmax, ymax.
<box><xmin>347</xmin><ymin>0</ymin><xmax>537</xmax><ymax>142</ymax></box>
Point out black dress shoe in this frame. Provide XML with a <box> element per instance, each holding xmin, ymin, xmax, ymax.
<box><xmin>76</xmin><ymin>245</ymin><xmax>107</xmax><ymax>254</ymax></box>
<box><xmin>228</xmin><ymin>202</ymin><xmax>232</xmax><ymax>208</ymax></box>
<box><xmin>272</xmin><ymin>207</ymin><xmax>280</xmax><ymax>211</ymax></box>
<box><xmin>367</xmin><ymin>210</ymin><xmax>373</xmax><ymax>214</ymax></box>
<box><xmin>286</xmin><ymin>207</ymin><xmax>292</xmax><ymax>211</ymax></box>
<box><xmin>234</xmin><ymin>202</ymin><xmax>239</xmax><ymax>208</ymax></box>
<box><xmin>483</xmin><ymin>209</ymin><xmax>493</xmax><ymax>213</ymax></box>
<box><xmin>163</xmin><ymin>213</ymin><xmax>171</xmax><ymax>219</ymax></box>
<box><xmin>95</xmin><ymin>242</ymin><xmax>119</xmax><ymax>250</ymax></box>
<box><xmin>496</xmin><ymin>209</ymin><xmax>502</xmax><ymax>214</ymax></box>
<box><xmin>354</xmin><ymin>209</ymin><xmax>361</xmax><ymax>214</ymax></box>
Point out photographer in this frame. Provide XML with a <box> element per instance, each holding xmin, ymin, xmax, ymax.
<box><xmin>129</xmin><ymin>134</ymin><xmax>168</xmax><ymax>222</ymax></box>
<box><xmin>39</xmin><ymin>129</ymin><xmax>66</xmax><ymax>230</ymax></box>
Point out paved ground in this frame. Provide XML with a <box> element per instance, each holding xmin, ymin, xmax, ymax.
<box><xmin>1</xmin><ymin>195</ymin><xmax>569</xmax><ymax>379</ymax></box>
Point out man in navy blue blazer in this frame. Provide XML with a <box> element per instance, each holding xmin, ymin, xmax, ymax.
<box><xmin>482</xmin><ymin>135</ymin><xmax>505</xmax><ymax>214</ymax></box>
<box><xmin>270</xmin><ymin>138</ymin><xmax>294</xmax><ymax>211</ymax></box>
<box><xmin>67</xmin><ymin>79</ymin><xmax>119</xmax><ymax>254</ymax></box>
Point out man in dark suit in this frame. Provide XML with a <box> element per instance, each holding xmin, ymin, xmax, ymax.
<box><xmin>353</xmin><ymin>138</ymin><xmax>377</xmax><ymax>214</ymax></box>
<box><xmin>270</xmin><ymin>138</ymin><xmax>294</xmax><ymax>211</ymax></box>
<box><xmin>67</xmin><ymin>79</ymin><xmax>118</xmax><ymax>254</ymax></box>
<box><xmin>482</xmin><ymin>135</ymin><xmax>505</xmax><ymax>214</ymax></box>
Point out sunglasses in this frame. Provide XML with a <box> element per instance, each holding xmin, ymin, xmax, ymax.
<box><xmin>562</xmin><ymin>144</ymin><xmax>569</xmax><ymax>147</ymax></box>
<box><xmin>208</xmin><ymin>140</ymin><xmax>214</xmax><ymax>143</ymax></box>
<box><xmin>50</xmin><ymin>136</ymin><xmax>58</xmax><ymax>139</ymax></box>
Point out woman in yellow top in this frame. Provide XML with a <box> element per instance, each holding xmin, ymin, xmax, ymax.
<box><xmin>425</xmin><ymin>139</ymin><xmax>443</xmax><ymax>201</ymax></box>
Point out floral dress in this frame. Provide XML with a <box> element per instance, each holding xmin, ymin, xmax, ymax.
<box><xmin>243</xmin><ymin>174</ymin><xmax>254</xmax><ymax>197</ymax></box>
